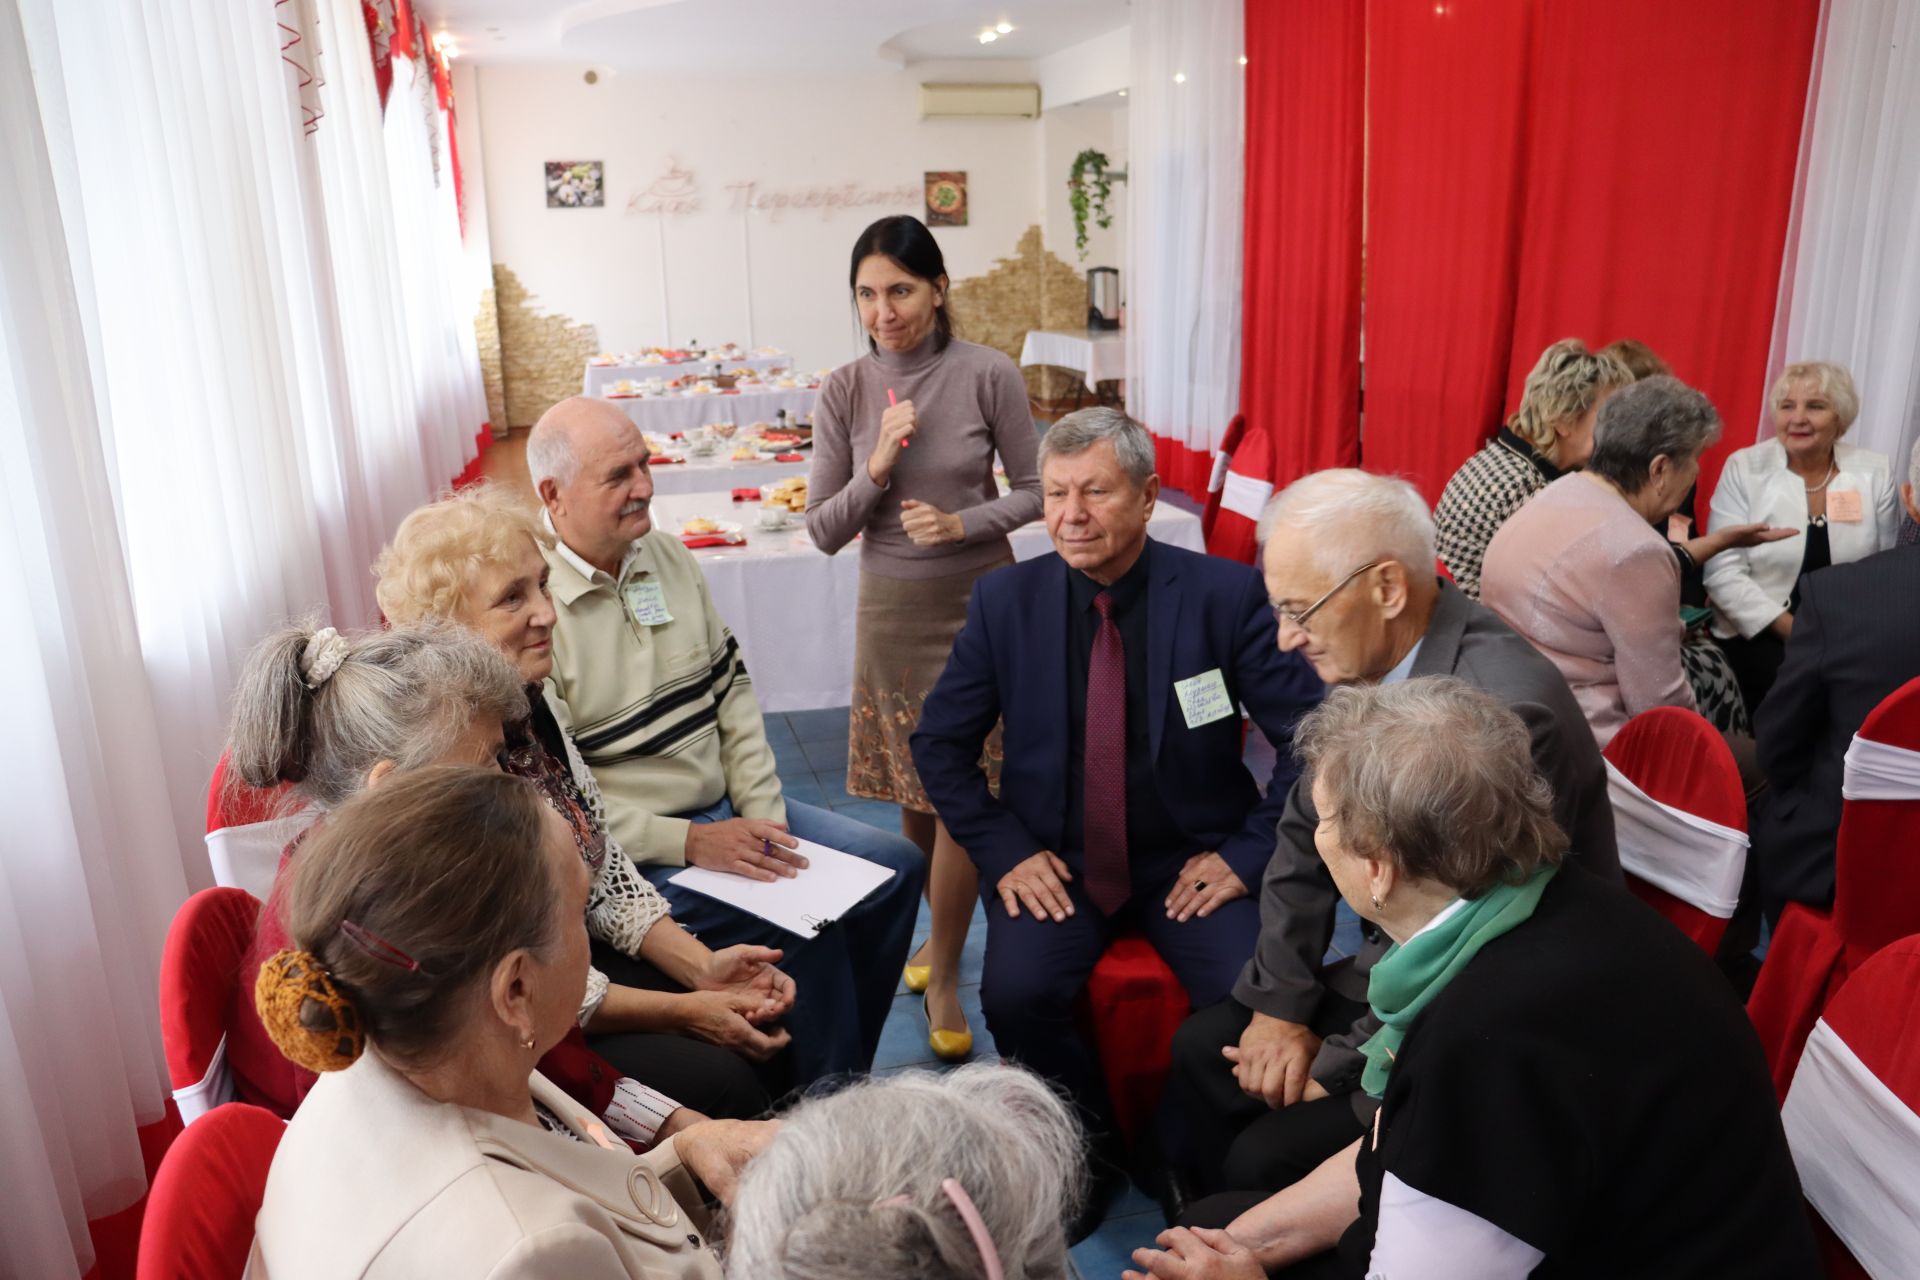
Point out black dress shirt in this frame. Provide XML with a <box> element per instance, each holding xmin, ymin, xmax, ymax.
<box><xmin>1062</xmin><ymin>553</ymin><xmax>1184</xmax><ymax>870</ymax></box>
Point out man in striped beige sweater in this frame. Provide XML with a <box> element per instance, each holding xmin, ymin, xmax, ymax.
<box><xmin>530</xmin><ymin>397</ymin><xmax>924</xmax><ymax>1087</ymax></box>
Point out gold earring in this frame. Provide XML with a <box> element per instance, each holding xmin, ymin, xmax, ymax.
<box><xmin>1370</xmin><ymin>893</ymin><xmax>1383</xmax><ymax>911</ymax></box>
<box><xmin>518</xmin><ymin>1031</ymin><xmax>536</xmax><ymax>1050</ymax></box>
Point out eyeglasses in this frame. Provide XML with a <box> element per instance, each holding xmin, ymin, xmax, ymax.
<box><xmin>1271</xmin><ymin>561</ymin><xmax>1379</xmax><ymax>635</ymax></box>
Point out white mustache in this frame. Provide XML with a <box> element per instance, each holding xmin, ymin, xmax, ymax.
<box><xmin>619</xmin><ymin>499</ymin><xmax>649</xmax><ymax>518</ymax></box>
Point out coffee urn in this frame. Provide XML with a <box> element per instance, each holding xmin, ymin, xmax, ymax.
<box><xmin>1087</xmin><ymin>267</ymin><xmax>1121</xmax><ymax>331</ymax></box>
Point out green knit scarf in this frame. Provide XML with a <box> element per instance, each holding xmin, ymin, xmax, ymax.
<box><xmin>1361</xmin><ymin>864</ymin><xmax>1558</xmax><ymax>1098</ymax></box>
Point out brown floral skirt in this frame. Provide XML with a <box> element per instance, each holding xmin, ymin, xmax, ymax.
<box><xmin>848</xmin><ymin>557</ymin><xmax>1012</xmax><ymax>812</ymax></box>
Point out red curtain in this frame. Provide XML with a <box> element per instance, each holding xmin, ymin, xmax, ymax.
<box><xmin>1502</xmin><ymin>0</ymin><xmax>1819</xmax><ymax>505</ymax></box>
<box><xmin>1238</xmin><ymin>0</ymin><xmax>1366</xmax><ymax>490</ymax></box>
<box><xmin>1361</xmin><ymin>0</ymin><xmax>1536</xmax><ymax>503</ymax></box>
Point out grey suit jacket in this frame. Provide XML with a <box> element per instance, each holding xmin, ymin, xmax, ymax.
<box><xmin>1230</xmin><ymin>581</ymin><xmax>1621</xmax><ymax>1095</ymax></box>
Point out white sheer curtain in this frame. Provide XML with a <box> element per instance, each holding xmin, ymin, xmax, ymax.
<box><xmin>2</xmin><ymin>7</ymin><xmax>189</xmax><ymax>1276</ymax></box>
<box><xmin>1767</xmin><ymin>0</ymin><xmax>1920</xmax><ymax>476</ymax></box>
<box><xmin>5</xmin><ymin>0</ymin><xmax>484</xmax><ymax>1271</ymax></box>
<box><xmin>1125</xmin><ymin>0</ymin><xmax>1244</xmax><ymax>464</ymax></box>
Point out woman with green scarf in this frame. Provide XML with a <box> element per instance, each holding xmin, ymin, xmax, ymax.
<box><xmin>1127</xmin><ymin>678</ymin><xmax>1815</xmax><ymax>1280</ymax></box>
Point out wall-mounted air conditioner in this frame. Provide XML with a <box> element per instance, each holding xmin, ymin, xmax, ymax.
<box><xmin>919</xmin><ymin>82</ymin><xmax>1042</xmax><ymax>119</ymax></box>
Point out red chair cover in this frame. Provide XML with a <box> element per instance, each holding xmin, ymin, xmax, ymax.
<box><xmin>1750</xmin><ymin>680</ymin><xmax>1920</xmax><ymax>1098</ymax></box>
<box><xmin>1602</xmin><ymin>707</ymin><xmax>1745</xmax><ymax>954</ymax></box>
<box><xmin>135</xmin><ymin>1102</ymin><xmax>284</xmax><ymax>1280</ymax></box>
<box><xmin>1204</xmin><ymin>416</ymin><xmax>1275</xmax><ymax>566</ymax></box>
<box><xmin>159</xmin><ymin>888</ymin><xmax>263</xmax><ymax>1121</ymax></box>
<box><xmin>1785</xmin><ymin>934</ymin><xmax>1920</xmax><ymax>1280</ymax></box>
<box><xmin>1200</xmin><ymin>414</ymin><xmax>1247</xmax><ymax>539</ymax></box>
<box><xmin>1078</xmin><ymin>932</ymin><xmax>1190</xmax><ymax>1147</ymax></box>
<box><xmin>204</xmin><ymin>752</ymin><xmax>311</xmax><ymax>900</ymax></box>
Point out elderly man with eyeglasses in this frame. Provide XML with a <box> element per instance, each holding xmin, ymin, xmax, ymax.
<box><xmin>1164</xmin><ymin>468</ymin><xmax>1621</xmax><ymax>1229</ymax></box>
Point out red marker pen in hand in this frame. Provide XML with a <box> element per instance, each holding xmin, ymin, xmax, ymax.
<box><xmin>888</xmin><ymin>387</ymin><xmax>909</xmax><ymax>448</ymax></box>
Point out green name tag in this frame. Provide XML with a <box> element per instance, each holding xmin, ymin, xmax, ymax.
<box><xmin>623</xmin><ymin>579</ymin><xmax>674</xmax><ymax>627</ymax></box>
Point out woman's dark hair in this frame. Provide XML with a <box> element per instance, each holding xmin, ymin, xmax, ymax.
<box><xmin>283</xmin><ymin>766</ymin><xmax>558</xmax><ymax>1066</ymax></box>
<box><xmin>849</xmin><ymin>215</ymin><xmax>953</xmax><ymax>353</ymax></box>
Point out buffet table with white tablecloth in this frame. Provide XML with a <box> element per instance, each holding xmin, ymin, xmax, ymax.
<box><xmin>645</xmin><ymin>451</ymin><xmax>810</xmax><ymax>496</ymax></box>
<box><xmin>1018</xmin><ymin>328</ymin><xmax>1127</xmax><ymax>391</ymax></box>
<box><xmin>647</xmin><ymin>489</ymin><xmax>1206</xmax><ymax>712</ymax></box>
<box><xmin>610</xmin><ymin>386</ymin><xmax>819</xmax><ymax>435</ymax></box>
<box><xmin>585</xmin><ymin>353</ymin><xmax>792</xmax><ymax>396</ymax></box>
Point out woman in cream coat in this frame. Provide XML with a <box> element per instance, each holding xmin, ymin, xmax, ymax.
<box><xmin>1704</xmin><ymin>361</ymin><xmax>1898</xmax><ymax>711</ymax></box>
<box><xmin>249</xmin><ymin>765</ymin><xmax>772</xmax><ymax>1279</ymax></box>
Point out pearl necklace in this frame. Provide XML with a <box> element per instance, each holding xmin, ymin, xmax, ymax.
<box><xmin>1803</xmin><ymin>462</ymin><xmax>1838</xmax><ymax>494</ymax></box>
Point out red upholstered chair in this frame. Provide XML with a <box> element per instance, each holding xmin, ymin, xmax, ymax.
<box><xmin>1779</xmin><ymin>933</ymin><xmax>1920</xmax><ymax>1280</ymax></box>
<box><xmin>204</xmin><ymin>752</ymin><xmax>313</xmax><ymax>902</ymax></box>
<box><xmin>1750</xmin><ymin>677</ymin><xmax>1920</xmax><ymax>1099</ymax></box>
<box><xmin>1201</xmin><ymin>414</ymin><xmax>1247</xmax><ymax>540</ymax></box>
<box><xmin>1601</xmin><ymin>707</ymin><xmax>1748</xmax><ymax>955</ymax></box>
<box><xmin>160</xmin><ymin>888</ymin><xmax>263</xmax><ymax>1124</ymax></box>
<box><xmin>1078</xmin><ymin>933</ymin><xmax>1190</xmax><ymax>1147</ymax></box>
<box><xmin>135</xmin><ymin>1102</ymin><xmax>285</xmax><ymax>1280</ymax></box>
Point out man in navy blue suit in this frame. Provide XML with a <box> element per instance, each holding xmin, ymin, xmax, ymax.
<box><xmin>912</xmin><ymin>407</ymin><xmax>1323</xmax><ymax>1159</ymax></box>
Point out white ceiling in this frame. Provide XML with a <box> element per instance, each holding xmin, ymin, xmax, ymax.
<box><xmin>423</xmin><ymin>0</ymin><xmax>1132</xmax><ymax>73</ymax></box>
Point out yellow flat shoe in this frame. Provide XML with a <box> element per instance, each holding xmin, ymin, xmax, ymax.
<box><xmin>923</xmin><ymin>996</ymin><xmax>973</xmax><ymax>1062</ymax></box>
<box><xmin>902</xmin><ymin>964</ymin><xmax>931</xmax><ymax>994</ymax></box>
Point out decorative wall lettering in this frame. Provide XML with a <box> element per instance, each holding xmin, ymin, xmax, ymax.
<box><xmin>724</xmin><ymin>179</ymin><xmax>921</xmax><ymax>221</ymax></box>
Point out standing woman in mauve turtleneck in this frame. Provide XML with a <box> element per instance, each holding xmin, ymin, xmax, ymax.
<box><xmin>806</xmin><ymin>215</ymin><xmax>1042</xmax><ymax>1062</ymax></box>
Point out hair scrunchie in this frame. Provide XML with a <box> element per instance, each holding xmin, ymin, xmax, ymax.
<box><xmin>300</xmin><ymin>626</ymin><xmax>350</xmax><ymax>690</ymax></box>
<box><xmin>255</xmin><ymin>949</ymin><xmax>365</xmax><ymax>1073</ymax></box>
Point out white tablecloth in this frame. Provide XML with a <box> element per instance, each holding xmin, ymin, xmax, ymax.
<box><xmin>611</xmin><ymin>387</ymin><xmax>820</xmax><ymax>436</ymax></box>
<box><xmin>1019</xmin><ymin>328</ymin><xmax>1128</xmax><ymax>390</ymax></box>
<box><xmin>649</xmin><ymin>489</ymin><xmax>1206</xmax><ymax>712</ymax></box>
<box><xmin>647</xmin><ymin>453</ymin><xmax>810</xmax><ymax>496</ymax></box>
<box><xmin>585</xmin><ymin>353</ymin><xmax>792</xmax><ymax>396</ymax></box>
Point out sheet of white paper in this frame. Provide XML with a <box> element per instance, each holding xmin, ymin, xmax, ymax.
<box><xmin>667</xmin><ymin>838</ymin><xmax>896</xmax><ymax>937</ymax></box>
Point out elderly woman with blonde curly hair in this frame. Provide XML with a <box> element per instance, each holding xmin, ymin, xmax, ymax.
<box><xmin>1433</xmin><ymin>338</ymin><xmax>1635</xmax><ymax>600</ymax></box>
<box><xmin>372</xmin><ymin>483</ymin><xmax>807</xmax><ymax>1091</ymax></box>
<box><xmin>1704</xmin><ymin>360</ymin><xmax>1900</xmax><ymax>713</ymax></box>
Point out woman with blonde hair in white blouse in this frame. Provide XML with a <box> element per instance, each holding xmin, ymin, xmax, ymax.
<box><xmin>1704</xmin><ymin>360</ymin><xmax>1898</xmax><ymax>712</ymax></box>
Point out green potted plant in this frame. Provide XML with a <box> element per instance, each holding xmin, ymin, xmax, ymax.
<box><xmin>1068</xmin><ymin>148</ymin><xmax>1120</xmax><ymax>262</ymax></box>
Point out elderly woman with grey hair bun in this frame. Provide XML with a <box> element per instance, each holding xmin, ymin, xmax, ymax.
<box><xmin>724</xmin><ymin>1062</ymin><xmax>1083</xmax><ymax>1279</ymax></box>
<box><xmin>1479</xmin><ymin>376</ymin><xmax>1725</xmax><ymax>748</ymax></box>
<box><xmin>1126</xmin><ymin>679</ymin><xmax>1815</xmax><ymax>1280</ymax></box>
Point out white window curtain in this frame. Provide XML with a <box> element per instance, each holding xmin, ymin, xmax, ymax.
<box><xmin>1125</xmin><ymin>0</ymin><xmax>1245</xmax><ymax>465</ymax></box>
<box><xmin>5</xmin><ymin>0</ymin><xmax>485</xmax><ymax>1271</ymax></box>
<box><xmin>1766</xmin><ymin>0</ymin><xmax>1920</xmax><ymax>477</ymax></box>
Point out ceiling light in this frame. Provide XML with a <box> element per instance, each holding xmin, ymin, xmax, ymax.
<box><xmin>1238</xmin><ymin>55</ymin><xmax>1248</xmax><ymax>65</ymax></box>
<box><xmin>996</xmin><ymin>21</ymin><xmax>1014</xmax><ymax>34</ymax></box>
<box><xmin>441</xmin><ymin>44</ymin><xmax>459</xmax><ymax>59</ymax></box>
<box><xmin>432</xmin><ymin>29</ymin><xmax>455</xmax><ymax>49</ymax></box>
<box><xmin>1173</xmin><ymin>72</ymin><xmax>1187</xmax><ymax>84</ymax></box>
<box><xmin>979</xmin><ymin>30</ymin><xmax>998</xmax><ymax>43</ymax></box>
<box><xmin>1118</xmin><ymin>89</ymin><xmax>1128</xmax><ymax>97</ymax></box>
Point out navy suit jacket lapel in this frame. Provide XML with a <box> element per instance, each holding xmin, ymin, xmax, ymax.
<box><xmin>1038</xmin><ymin>555</ymin><xmax>1073</xmax><ymax>789</ymax></box>
<box><xmin>1144</xmin><ymin>538</ymin><xmax>1177</xmax><ymax>762</ymax></box>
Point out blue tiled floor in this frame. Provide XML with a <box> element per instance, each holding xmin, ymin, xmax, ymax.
<box><xmin>770</xmin><ymin>707</ymin><xmax>1342</xmax><ymax>1272</ymax></box>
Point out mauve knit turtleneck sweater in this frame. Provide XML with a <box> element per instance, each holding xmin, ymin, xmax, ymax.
<box><xmin>806</xmin><ymin>333</ymin><xmax>1042</xmax><ymax>579</ymax></box>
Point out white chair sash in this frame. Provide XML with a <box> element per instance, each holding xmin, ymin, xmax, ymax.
<box><xmin>204</xmin><ymin>812</ymin><xmax>315</xmax><ymax>902</ymax></box>
<box><xmin>1207</xmin><ymin>448</ymin><xmax>1233</xmax><ymax>495</ymax></box>
<box><xmin>1842</xmin><ymin>734</ymin><xmax>1920</xmax><ymax>801</ymax></box>
<box><xmin>1219</xmin><ymin>470</ymin><xmax>1274</xmax><ymax>522</ymax></box>
<box><xmin>172</xmin><ymin>1035</ymin><xmax>236</xmax><ymax>1125</ymax></box>
<box><xmin>1782</xmin><ymin>1018</ymin><xmax>1920</xmax><ymax>1278</ymax></box>
<box><xmin>1603</xmin><ymin>759</ymin><xmax>1748</xmax><ymax>918</ymax></box>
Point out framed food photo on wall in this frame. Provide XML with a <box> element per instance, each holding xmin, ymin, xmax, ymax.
<box><xmin>546</xmin><ymin>161</ymin><xmax>605</xmax><ymax>208</ymax></box>
<box><xmin>924</xmin><ymin>171</ymin><xmax>967</xmax><ymax>226</ymax></box>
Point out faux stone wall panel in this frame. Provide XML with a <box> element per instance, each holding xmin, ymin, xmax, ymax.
<box><xmin>492</xmin><ymin>264</ymin><xmax>599</xmax><ymax>428</ymax></box>
<box><xmin>947</xmin><ymin>224</ymin><xmax>1097</xmax><ymax>406</ymax></box>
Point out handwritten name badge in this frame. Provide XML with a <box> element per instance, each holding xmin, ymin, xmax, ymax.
<box><xmin>624</xmin><ymin>580</ymin><xmax>675</xmax><ymax>627</ymax></box>
<box><xmin>1826</xmin><ymin>489</ymin><xmax>1863</xmax><ymax>523</ymax></box>
<box><xmin>1174</xmin><ymin>669</ymin><xmax>1235</xmax><ymax>730</ymax></box>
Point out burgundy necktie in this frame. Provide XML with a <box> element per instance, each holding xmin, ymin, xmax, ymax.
<box><xmin>1083</xmin><ymin>589</ymin><xmax>1130</xmax><ymax>914</ymax></box>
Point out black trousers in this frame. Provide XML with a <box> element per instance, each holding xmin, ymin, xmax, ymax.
<box><xmin>585</xmin><ymin>938</ymin><xmax>777</xmax><ymax>1121</ymax></box>
<box><xmin>1168</xmin><ymin>994</ymin><xmax>1370</xmax><ymax>1199</ymax></box>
